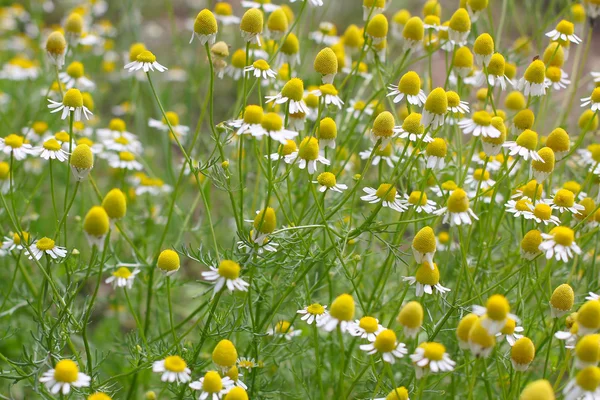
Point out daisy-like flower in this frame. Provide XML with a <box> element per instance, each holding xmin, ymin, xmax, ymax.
<box><xmin>347</xmin><ymin>99</ymin><xmax>373</xmax><ymax>119</ymax></box>
<box><xmin>464</xmin><ymin>168</ymin><xmax>495</xmax><ymax>190</ymax></box>
<box><xmin>481</xmin><ymin>53</ymin><xmax>513</xmax><ymax>90</ymax></box>
<box><xmin>310</xmin><ymin>84</ymin><xmax>344</xmax><ymax>109</ymax></box>
<box><xmin>445</xmin><ymin>91</ymin><xmax>470</xmax><ymax>116</ymax></box>
<box><xmin>105</xmin><ymin>266</ymin><xmax>140</xmax><ymax>289</ymax></box>
<box><xmin>309</xmin><ymin>21</ymin><xmax>339</xmax><ymax>45</ymax></box>
<box><xmin>400</xmin><ymin>16</ymin><xmax>424</xmax><ymax>52</ymax></box>
<box><xmin>0</xmin><ymin>134</ymin><xmax>36</xmax><ymax>160</ymax></box>
<box><xmin>2</xmin><ymin>231</ymin><xmax>30</xmax><ymax>252</ymax></box>
<box><xmin>360</xmin><ymin>329</ymin><xmax>407</xmax><ymax>364</ymax></box>
<box><xmin>229</xmin><ymin>105</ymin><xmax>264</xmax><ymax>137</ymax></box>
<box><xmin>503</xmin><ymin>129</ymin><xmax>543</xmax><ymax>161</ymax></box>
<box><xmin>102</xmin><ymin>134</ymin><xmax>142</xmax><ymax>154</ymax></box>
<box><xmin>237</xmin><ymin>357</ymin><xmax>257</xmax><ymax>371</ymax></box>
<box><xmin>157</xmin><ymin>249</ymin><xmax>180</xmax><ymax>276</ymax></box>
<box><xmin>47</xmin><ymin>88</ymin><xmax>93</xmax><ymax>121</ymax></box>
<box><xmin>539</xmin><ymin>226</ymin><xmax>581</xmax><ymax>262</ymax></box>
<box><xmin>457</xmin><ymin>313</ymin><xmax>479</xmax><ymax>349</ymax></box>
<box><xmin>402</xmin><ymin>191</ymin><xmax>437</xmax><ymax>214</ymax></box>
<box><xmin>226</xmin><ymin>49</ymin><xmax>247</xmax><ymax>80</ymax></box>
<box><xmin>468</xmin><ymin>318</ymin><xmax>496</xmax><ymax>358</ymax></box>
<box><xmin>190</xmin><ymin>9</ymin><xmax>218</xmax><ymax>45</ymax></box>
<box><xmin>447</xmin><ymin>8</ymin><xmax>471</xmax><ymax>46</ymax></box>
<box><xmin>555</xmin><ymin>322</ymin><xmax>578</xmax><ymax>349</ymax></box>
<box><xmin>317</xmin><ymin>293</ymin><xmax>355</xmax><ymax>332</ymax></box>
<box><xmin>473</xmin><ymin>33</ymin><xmax>494</xmax><ymax>67</ymax></box>
<box><xmin>348</xmin><ymin>316</ymin><xmax>385</xmax><ymax>342</ymax></box>
<box><xmin>314</xmin><ymin>47</ymin><xmax>338</xmax><ymax>84</ymax></box>
<box><xmin>387</xmin><ymin>71</ymin><xmax>427</xmax><ymax>106</ymax></box>
<box><xmin>124</xmin><ymin>50</ymin><xmax>167</xmax><ymax>73</ymax></box>
<box><xmin>551</xmin><ymin>284</ymin><xmax>575</xmax><ymax>318</ymax></box>
<box><xmin>135</xmin><ymin>175</ymin><xmax>172</xmax><ymax>196</ymax></box>
<box><xmin>313</xmin><ymin>172</ymin><xmax>347</xmax><ymax>193</ymax></box>
<box><xmin>361</xmin><ymin>183</ymin><xmax>407</xmax><ymax>213</ymax></box>
<box><xmin>458</xmin><ymin>110</ymin><xmax>501</xmax><ymax>138</ymax></box>
<box><xmin>511</xmin><ymin>337</ymin><xmax>535</xmax><ymax>371</ymax></box>
<box><xmin>581</xmin><ymin>87</ymin><xmax>600</xmax><ymax>112</ymax></box>
<box><xmin>39</xmin><ymin>359</ymin><xmax>90</xmax><ymax>395</ymax></box>
<box><xmin>240</xmin><ymin>8</ymin><xmax>264</xmax><ymax>45</ymax></box>
<box><xmin>410</xmin><ymin>342</ymin><xmax>456</xmax><ymax>378</ymax></box>
<box><xmin>434</xmin><ymin>188</ymin><xmax>479</xmax><ymax>226</ymax></box>
<box><xmin>27</xmin><ymin>237</ymin><xmax>67</xmax><ymax>261</ymax></box>
<box><xmin>546</xmin><ymin>66</ymin><xmax>571</xmax><ymax>91</ymax></box>
<box><xmin>214</xmin><ymin>2</ymin><xmax>241</xmax><ymax>25</ymax></box>
<box><xmin>396</xmin><ymin>113</ymin><xmax>432</xmax><ymax>143</ymax></box>
<box><xmin>530</xmin><ymin>203</ymin><xmax>560</xmax><ymax>226</ymax></box>
<box><xmin>45</xmin><ymin>31</ymin><xmax>67</xmax><ymax>69</ymax></box>
<box><xmin>545</xmin><ymin>189</ymin><xmax>586</xmax><ymax>215</ymax></box>
<box><xmin>59</xmin><ymin>61</ymin><xmax>95</xmax><ymax>90</ymax></box>
<box><xmin>495</xmin><ymin>318</ymin><xmax>524</xmax><ymax>346</ymax></box>
<box><xmin>148</xmin><ymin>111</ymin><xmax>190</xmax><ymax>137</ymax></box>
<box><xmin>359</xmin><ymin>143</ymin><xmax>399</xmax><ymax>168</ymax></box>
<box><xmin>297</xmin><ymin>303</ymin><xmax>328</xmax><ymax>325</ymax></box>
<box><xmin>472</xmin><ymin>294</ymin><xmax>517</xmax><ymax>335</ymax></box>
<box><xmin>244</xmin><ymin>59</ymin><xmax>277</xmax><ymax>81</ymax></box>
<box><xmin>267</xmin><ymin>320</ymin><xmax>302</xmax><ymax>340</ymax></box>
<box><xmin>201</xmin><ymin>259</ymin><xmax>250</xmax><ymax>296</ymax></box>
<box><xmin>370</xmin><ymin>111</ymin><xmax>401</xmax><ymax>149</ymax></box>
<box><xmin>403</xmin><ymin>262</ymin><xmax>451</xmax><ymax>297</ymax></box>
<box><xmin>518</xmin><ymin>60</ymin><xmax>550</xmax><ymax>97</ymax></box>
<box><xmin>316</xmin><ymin>117</ymin><xmax>337</xmax><ymax>149</ymax></box>
<box><xmin>108</xmin><ymin>151</ymin><xmax>143</xmax><ymax>171</ymax></box>
<box><xmin>266</xmin><ymin>78</ymin><xmax>309</xmax><ymax>115</ymax></box>
<box><xmin>423</xmin><ymin>15</ymin><xmax>447</xmax><ymax>32</ymax></box>
<box><xmin>425</xmin><ymin>138</ymin><xmax>447</xmax><ymax>169</ymax></box>
<box><xmin>563</xmin><ymin>366</ymin><xmax>600</xmax><ymax>400</ymax></box>
<box><xmin>397</xmin><ymin>301</ymin><xmax>423</xmax><ymax>339</ymax></box>
<box><xmin>421</xmin><ymin>88</ymin><xmax>448</xmax><ymax>130</ymax></box>
<box><xmin>224</xmin><ymin>366</ymin><xmax>247</xmax><ymax>390</ymax></box>
<box><xmin>152</xmin><ymin>356</ymin><xmax>191</xmax><ymax>383</ymax></box>
<box><xmin>412</xmin><ymin>226</ymin><xmax>436</xmax><ymax>264</ymax></box>
<box><xmin>38</xmin><ymin>138</ymin><xmax>69</xmax><ymax>162</ymax></box>
<box><xmin>520</xmin><ymin>229</ymin><xmax>543</xmax><ymax>260</ymax></box>
<box><xmin>546</xmin><ymin>19</ymin><xmax>582</xmax><ymax>44</ymax></box>
<box><xmin>284</xmin><ymin>136</ymin><xmax>329</xmax><ymax>173</ymax></box>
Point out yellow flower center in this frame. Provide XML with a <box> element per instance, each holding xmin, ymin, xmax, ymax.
<box><xmin>4</xmin><ymin>134</ymin><xmax>24</xmax><ymax>149</ymax></box>
<box><xmin>376</xmin><ymin>143</ymin><xmax>393</xmax><ymax>157</ymax></box>
<box><xmin>576</xmin><ymin>333</ymin><xmax>600</xmax><ymax>363</ymax></box>
<box><xmin>214</xmin><ymin>2</ymin><xmax>232</xmax><ymax>16</ymax></box>
<box><xmin>12</xmin><ymin>231</ymin><xmax>29</xmax><ymax>244</ymax></box>
<box><xmin>505</xmin><ymin>91</ymin><xmax>526</xmax><ymax>110</ymax></box>
<box><xmin>231</xmin><ymin>49</ymin><xmax>247</xmax><ymax>69</ymax></box>
<box><xmin>524</xmin><ymin>60</ymin><xmax>546</xmax><ymax>84</ymax></box>
<box><xmin>53</xmin><ymin>360</ymin><xmax>79</xmax><ymax>383</ymax></box>
<box><xmin>317</xmin><ymin>172</ymin><xmax>337</xmax><ymax>188</ymax></box>
<box><xmin>454</xmin><ymin>46</ymin><xmax>473</xmax><ymax>68</ymax></box>
<box><xmin>385</xmin><ymin>387</ymin><xmax>409</xmax><ymax>400</ymax></box>
<box><xmin>533</xmin><ymin>203</ymin><xmax>552</xmax><ymax>220</ymax></box>
<box><xmin>261</xmin><ymin>112</ymin><xmax>283</xmax><ymax>132</ymax></box>
<box><xmin>447</xmin><ymin>188</ymin><xmax>469</xmax><ymax>213</ymax></box>
<box><xmin>556</xmin><ymin>19</ymin><xmax>575</xmax><ymax>35</ymax></box>
<box><xmin>397</xmin><ymin>71</ymin><xmax>420</xmax><ymax>96</ymax></box>
<box><xmin>511</xmin><ymin>337</ymin><xmax>535</xmax><ymax>365</ymax></box>
<box><xmin>547</xmin><ymin>128</ymin><xmax>570</xmax><ymax>152</ymax></box>
<box><xmin>36</xmin><ymin>237</ymin><xmax>55</xmax><ymax>251</ymax></box>
<box><xmin>486</xmin><ymin>294</ymin><xmax>509</xmax><ymax>321</ymax></box>
<box><xmin>398</xmin><ymin>301</ymin><xmax>423</xmax><ymax>329</ymax></box>
<box><xmin>449</xmin><ymin>8</ymin><xmax>471</xmax><ymax>33</ymax></box>
<box><xmin>65</xmin><ymin>12</ymin><xmax>83</xmax><ymax>34</ymax></box>
<box><xmin>212</xmin><ymin>339</ymin><xmax>237</xmax><ymax>367</ymax></box>
<box><xmin>456</xmin><ymin>313</ymin><xmax>478</xmax><ymax>341</ymax></box>
<box><xmin>46</xmin><ymin>31</ymin><xmax>67</xmax><ymax>55</ymax></box>
<box><xmin>240</xmin><ymin>8</ymin><xmax>264</xmax><ymax>35</ymax></box>
<box><xmin>500</xmin><ymin>318</ymin><xmax>516</xmax><ymax>334</ymax></box>
<box><xmin>422</xmin><ymin>342</ymin><xmax>446</xmax><ymax>361</ymax></box>
<box><xmin>551</xmin><ymin>284</ymin><xmax>574</xmax><ymax>311</ymax></box>
<box><xmin>281</xmin><ymin>78</ymin><xmax>304</xmax><ymax>101</ymax></box>
<box><xmin>551</xmin><ymin>226</ymin><xmax>574</xmax><ymax>246</ymax></box>
<box><xmin>577</xmin><ymin>367</ymin><xmax>600</xmax><ymax>392</ymax></box>
<box><xmin>441</xmin><ymin>180</ymin><xmax>457</xmax><ymax>191</ymax></box>
<box><xmin>137</xmin><ymin>50</ymin><xmax>157</xmax><ymax>64</ymax></box>
<box><xmin>408</xmin><ymin>191</ymin><xmax>427</xmax><ymax>205</ymax></box>
<box><xmin>194</xmin><ymin>9</ymin><xmax>218</xmax><ymax>35</ymax></box>
<box><xmin>473</xmin><ymin>168</ymin><xmax>490</xmax><ymax>182</ymax></box>
<box><xmin>281</xmin><ymin>140</ymin><xmax>297</xmax><ymax>156</ymax></box>
<box><xmin>358</xmin><ymin>316</ymin><xmax>379</xmax><ymax>333</ymax></box>
<box><xmin>402</xmin><ymin>113</ymin><xmax>424</xmax><ymax>134</ymax></box>
<box><xmin>202</xmin><ymin>371</ymin><xmax>223</xmax><ymax>393</ymax></box>
<box><xmin>330</xmin><ymin>293</ymin><xmax>355</xmax><ymax>322</ymax></box>
<box><xmin>318</xmin><ymin>118</ymin><xmax>337</xmax><ymax>140</ymax></box>
<box><xmin>83</xmin><ymin>206</ymin><xmax>109</xmax><ymax>236</ymax></box>
<box><xmin>546</xmin><ymin>66</ymin><xmax>562</xmax><ymax>83</ymax></box>
<box><xmin>366</xmin><ymin>14</ymin><xmax>389</xmax><ymax>39</ymax></box>
<box><xmin>119</xmin><ymin>151</ymin><xmax>135</xmax><ymax>162</ymax></box>
<box><xmin>532</xmin><ymin>147</ymin><xmax>555</xmax><ymax>173</ymax></box>
<box><xmin>32</xmin><ymin>121</ymin><xmax>48</xmax><ymax>135</ymax></box>
<box><xmin>298</xmin><ymin>137</ymin><xmax>320</xmax><ymax>161</ymax></box>
<box><xmin>101</xmin><ymin>188</ymin><xmax>126</xmax><ymax>220</ymax></box>
<box><xmin>403</xmin><ymin>17</ymin><xmax>424</xmax><ymax>41</ymax></box>
<box><xmin>157</xmin><ymin>249</ymin><xmax>180</xmax><ymax>272</ymax></box>
<box><xmin>592</xmin><ymin>87</ymin><xmax>600</xmax><ymax>103</ymax></box>
<box><xmin>252</xmin><ymin>59</ymin><xmax>270</xmax><ymax>71</ymax></box>
<box><xmin>424</xmin><ymin>87</ymin><xmax>448</xmax><ymax>115</ymax></box>
<box><xmin>63</xmin><ymin>88</ymin><xmax>84</xmax><ymax>108</ymax></box>
<box><xmin>521</xmin><ymin>229</ymin><xmax>542</xmax><ymax>253</ymax></box>
<box><xmin>218</xmin><ymin>260</ymin><xmax>241</xmax><ymax>279</ymax></box>
<box><xmin>42</xmin><ymin>139</ymin><xmax>61</xmax><ymax>151</ymax></box>
<box><xmin>275</xmin><ymin>320</ymin><xmax>291</xmax><ymax>334</ymax></box>
<box><xmin>375</xmin><ymin>183</ymin><xmax>397</xmax><ymax>202</ymax></box>
<box><xmin>472</xmin><ymin>110</ymin><xmax>492</xmax><ymax>126</ymax></box>
<box><xmin>306</xmin><ymin>303</ymin><xmax>325</xmax><ymax>315</ymax></box>
<box><xmin>415</xmin><ymin>262</ymin><xmax>440</xmax><ymax>285</ymax></box>
<box><xmin>515</xmin><ymin>129</ymin><xmax>538</xmax><ymax>150</ymax></box>
<box><xmin>66</xmin><ymin>61</ymin><xmax>84</xmax><ymax>79</ymax></box>
<box><xmin>314</xmin><ymin>47</ymin><xmax>338</xmax><ymax>76</ymax></box>
<box><xmin>469</xmin><ymin>320</ymin><xmax>496</xmax><ymax>347</ymax></box>
<box><xmin>487</xmin><ymin>53</ymin><xmax>505</xmax><ymax>76</ymax></box>
<box><xmin>113</xmin><ymin>267</ymin><xmax>133</xmax><ymax>279</ymax></box>
<box><xmin>374</xmin><ymin>329</ymin><xmax>397</xmax><ymax>353</ymax></box>
<box><xmin>473</xmin><ymin>33</ymin><xmax>494</xmax><ymax>56</ymax></box>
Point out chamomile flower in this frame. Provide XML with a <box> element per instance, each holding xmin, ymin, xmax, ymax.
<box><xmin>313</xmin><ymin>172</ymin><xmax>347</xmax><ymax>193</ymax></box>
<box><xmin>190</xmin><ymin>9</ymin><xmax>218</xmax><ymax>45</ymax></box>
<box><xmin>70</xmin><ymin>144</ymin><xmax>94</xmax><ymax>181</ymax></box>
<box><xmin>546</xmin><ymin>66</ymin><xmax>571</xmax><ymax>91</ymax></box>
<box><xmin>237</xmin><ymin>357</ymin><xmax>257</xmax><ymax>371</ymax></box>
<box><xmin>202</xmin><ymin>260</ymin><xmax>249</xmax><ymax>296</ymax></box>
<box><xmin>581</xmin><ymin>88</ymin><xmax>600</xmax><ymax>112</ymax></box>
<box><xmin>362</xmin><ymin>0</ymin><xmax>386</xmax><ymax>20</ymax></box>
<box><xmin>148</xmin><ymin>111</ymin><xmax>189</xmax><ymax>136</ymax></box>
<box><xmin>401</xmin><ymin>17</ymin><xmax>424</xmax><ymax>52</ymax></box>
<box><xmin>189</xmin><ymin>371</ymin><xmax>234</xmax><ymax>400</ymax></box>
<box><xmin>423</xmin><ymin>15</ymin><xmax>446</xmax><ymax>32</ymax></box>
<box><xmin>546</xmin><ymin>188</ymin><xmax>586</xmax><ymax>215</ymax></box>
<box><xmin>244</xmin><ymin>59</ymin><xmax>276</xmax><ymax>81</ymax></box>
<box><xmin>472</xmin><ymin>294</ymin><xmax>516</xmax><ymax>335</ymax></box>
<box><xmin>105</xmin><ymin>266</ymin><xmax>140</xmax><ymax>289</ymax></box>
<box><xmin>468</xmin><ymin>318</ymin><xmax>496</xmax><ymax>358</ymax></box>
<box><xmin>370</xmin><ymin>111</ymin><xmax>401</xmax><ymax>149</ymax></box>
<box><xmin>520</xmin><ymin>229</ymin><xmax>543</xmax><ymax>260</ymax></box>
<box><xmin>45</xmin><ymin>31</ymin><xmax>67</xmax><ymax>69</ymax></box>
<box><xmin>2</xmin><ymin>231</ymin><xmax>30</xmax><ymax>252</ymax></box>
<box><xmin>546</xmin><ymin>19</ymin><xmax>581</xmax><ymax>44</ymax></box>
<box><xmin>531</xmin><ymin>147</ymin><xmax>555</xmax><ymax>183</ymax></box>
<box><xmin>387</xmin><ymin>71</ymin><xmax>427</xmax><ymax>106</ymax></box>
<box><xmin>551</xmin><ymin>283</ymin><xmax>575</xmax><ymax>318</ymax></box>
<box><xmin>229</xmin><ymin>105</ymin><xmax>264</xmax><ymax>137</ymax></box>
<box><xmin>47</xmin><ymin>88</ymin><xmax>93</xmax><ymax>121</ymax></box>
<box><xmin>540</xmin><ymin>227</ymin><xmax>581</xmax><ymax>263</ymax></box>
<box><xmin>563</xmin><ymin>366</ymin><xmax>600</xmax><ymax>400</ymax></box>
<box><xmin>224</xmin><ymin>366</ymin><xmax>247</xmax><ymax>390</ymax></box>
<box><xmin>473</xmin><ymin>33</ymin><xmax>494</xmax><ymax>67</ymax></box>
<box><xmin>135</xmin><ymin>175</ymin><xmax>172</xmax><ymax>196</ymax></box>
<box><xmin>249</xmin><ymin>207</ymin><xmax>276</xmax><ymax>244</ymax></box>
<box><xmin>481</xmin><ymin>53</ymin><xmax>513</xmax><ymax>90</ymax></box>
<box><xmin>402</xmin><ymin>191</ymin><xmax>437</xmax><ymax>214</ymax></box>
<box><xmin>412</xmin><ymin>226</ymin><xmax>436</xmax><ymax>264</ymax></box>
<box><xmin>267</xmin><ymin>320</ymin><xmax>302</xmax><ymax>340</ymax></box>
<box><xmin>457</xmin><ymin>313</ymin><xmax>479</xmax><ymax>349</ymax></box>
<box><xmin>83</xmin><ymin>206</ymin><xmax>110</xmax><ymax>248</ymax></box>
<box><xmin>38</xmin><ymin>138</ymin><xmax>69</xmax><ymax>162</ymax></box>
<box><xmin>124</xmin><ymin>50</ymin><xmax>167</xmax><ymax>73</ymax></box>
<box><xmin>458</xmin><ymin>110</ymin><xmax>501</xmax><ymax>138</ymax></box>
<box><xmin>0</xmin><ymin>134</ymin><xmax>36</xmax><ymax>160</ymax></box>
<box><xmin>530</xmin><ymin>203</ymin><xmax>560</xmax><ymax>226</ymax></box>
<box><xmin>226</xmin><ymin>49</ymin><xmax>247</xmax><ymax>80</ymax></box>
<box><xmin>348</xmin><ymin>316</ymin><xmax>385</xmax><ymax>342</ymax></box>
<box><xmin>520</xmin><ymin>380</ymin><xmax>556</xmax><ymax>399</ymax></box>
<box><xmin>39</xmin><ymin>359</ymin><xmax>90</xmax><ymax>395</ymax></box>
<box><xmin>59</xmin><ymin>61</ymin><xmax>95</xmax><ymax>90</ymax></box>
<box><xmin>317</xmin><ymin>117</ymin><xmax>337</xmax><ymax>149</ymax></box>
<box><xmin>214</xmin><ymin>2</ymin><xmax>240</xmax><ymax>25</ymax></box>
<box><xmin>434</xmin><ymin>188</ymin><xmax>479</xmax><ymax>226</ymax></box>
<box><xmin>311</xmin><ymin>84</ymin><xmax>344</xmax><ymax>109</ymax></box>
<box><xmin>310</xmin><ymin>22</ymin><xmax>339</xmax><ymax>45</ymax></box>
<box><xmin>366</xmin><ymin>14</ymin><xmax>388</xmax><ymax>44</ymax></box>
<box><xmin>546</xmin><ymin>128</ymin><xmax>571</xmax><ymax>160</ymax></box>
<box><xmin>27</xmin><ymin>237</ymin><xmax>67</xmax><ymax>260</ymax></box>
<box><xmin>156</xmin><ymin>249</ymin><xmax>180</xmax><ymax>276</ymax></box>
<box><xmin>503</xmin><ymin>129</ymin><xmax>539</xmax><ymax>161</ymax></box>
<box><xmin>410</xmin><ymin>342</ymin><xmax>455</xmax><ymax>378</ymax></box>
<box><xmin>314</xmin><ymin>47</ymin><xmax>338</xmax><ymax>84</ymax></box>
<box><xmin>518</xmin><ymin>60</ymin><xmax>550</xmax><ymax>97</ymax></box>
<box><xmin>360</xmin><ymin>329</ymin><xmax>407</xmax><ymax>364</ymax></box>
<box><xmin>360</xmin><ymin>143</ymin><xmax>399</xmax><ymax>167</ymax></box>
<box><xmin>481</xmin><ymin>117</ymin><xmax>507</xmax><ymax>156</ymax></box>
<box><xmin>403</xmin><ymin>262</ymin><xmax>451</xmax><ymax>297</ymax></box>
<box><xmin>510</xmin><ymin>337</ymin><xmax>535</xmax><ymax>371</ymax></box>
<box><xmin>465</xmin><ymin>168</ymin><xmax>495</xmax><ymax>190</ymax></box>
<box><xmin>240</xmin><ymin>8</ymin><xmax>264</xmax><ymax>45</ymax></box>
<box><xmin>397</xmin><ymin>301</ymin><xmax>423</xmax><ymax>339</ymax></box>
<box><xmin>361</xmin><ymin>183</ymin><xmax>407</xmax><ymax>213</ymax></box>
<box><xmin>424</xmin><ymin>138</ymin><xmax>447</xmax><ymax>169</ymax></box>
<box><xmin>396</xmin><ymin>113</ymin><xmax>432</xmax><ymax>143</ymax></box>
<box><xmin>318</xmin><ymin>293</ymin><xmax>355</xmax><ymax>332</ymax></box>
<box><xmin>297</xmin><ymin>303</ymin><xmax>328</xmax><ymax>325</ymax></box>
<box><xmin>284</xmin><ymin>136</ymin><xmax>329</xmax><ymax>173</ymax></box>
<box><xmin>266</xmin><ymin>78</ymin><xmax>309</xmax><ymax>114</ymax></box>
<box><xmin>108</xmin><ymin>151</ymin><xmax>143</xmax><ymax>171</ymax></box>
<box><xmin>448</xmin><ymin>8</ymin><xmax>471</xmax><ymax>46</ymax></box>
<box><xmin>152</xmin><ymin>356</ymin><xmax>191</xmax><ymax>383</ymax></box>
<box><xmin>496</xmin><ymin>318</ymin><xmax>524</xmax><ymax>346</ymax></box>
<box><xmin>421</xmin><ymin>87</ymin><xmax>447</xmax><ymax>130</ymax></box>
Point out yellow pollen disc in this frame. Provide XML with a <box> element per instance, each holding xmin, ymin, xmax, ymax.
<box><xmin>402</xmin><ymin>113</ymin><xmax>424</xmax><ymax>135</ymax></box>
<box><xmin>533</xmin><ymin>203</ymin><xmax>552</xmax><ymax>220</ymax></box>
<box><xmin>330</xmin><ymin>293</ymin><xmax>355</xmax><ymax>321</ymax></box>
<box><xmin>397</xmin><ymin>71</ymin><xmax>421</xmax><ymax>96</ymax></box>
<box><xmin>454</xmin><ymin>47</ymin><xmax>474</xmax><ymax>68</ymax></box>
<box><xmin>375</xmin><ymin>183</ymin><xmax>397</xmax><ymax>202</ymax></box>
<box><xmin>468</xmin><ymin>319</ymin><xmax>495</xmax><ymax>348</ymax></box>
<box><xmin>445</xmin><ymin>91</ymin><xmax>461</xmax><ymax>108</ymax></box>
<box><xmin>376</xmin><ymin>143</ymin><xmax>393</xmax><ymax>157</ymax></box>
<box><xmin>212</xmin><ymin>339</ymin><xmax>237</xmax><ymax>367</ymax></box>
<box><xmin>591</xmin><ymin>88</ymin><xmax>600</xmax><ymax>103</ymax></box>
<box><xmin>447</xmin><ymin>188</ymin><xmax>469</xmax><ymax>213</ymax></box>
<box><xmin>521</xmin><ymin>229</ymin><xmax>542</xmax><ymax>253</ymax></box>
<box><xmin>473</xmin><ymin>33</ymin><xmax>494</xmax><ymax>56</ymax></box>
<box><xmin>441</xmin><ymin>180</ymin><xmax>457</xmax><ymax>191</ymax></box>
<box><xmin>516</xmin><ymin>129</ymin><xmax>538</xmax><ymax>150</ymax></box>
<box><xmin>298</xmin><ymin>137</ymin><xmax>320</xmax><ymax>161</ymax></box>
<box><xmin>468</xmin><ymin>0</ymin><xmax>489</xmax><ymax>11</ymax></box>
<box><xmin>214</xmin><ymin>2</ymin><xmax>233</xmax><ymax>16</ymax></box>
<box><xmin>551</xmin><ymin>226</ymin><xmax>574</xmax><ymax>246</ymax></box>
<box><xmin>546</xmin><ymin>128</ymin><xmax>569</xmax><ymax>152</ymax></box>
<box><xmin>66</xmin><ymin>61</ymin><xmax>84</xmax><ymax>79</ymax></box>
<box><xmin>252</xmin><ymin>59</ymin><xmax>270</xmax><ymax>71</ymax></box>
<box><xmin>71</xmin><ymin>144</ymin><xmax>93</xmax><ymax>169</ymax></box>
<box><xmin>88</xmin><ymin>393</ymin><xmax>112</xmax><ymax>400</ymax></box>
<box><xmin>113</xmin><ymin>136</ymin><xmax>129</xmax><ymax>146</ymax></box>
<box><xmin>456</xmin><ymin>313</ymin><xmax>478</xmax><ymax>342</ymax></box>
<box><xmin>12</xmin><ymin>231</ymin><xmax>29</xmax><ymax>244</ymax></box>
<box><xmin>546</xmin><ymin>66</ymin><xmax>562</xmax><ymax>83</ymax></box>
<box><xmin>307</xmin><ymin>303</ymin><xmax>325</xmax><ymax>315</ymax></box>
<box><xmin>422</xmin><ymin>342</ymin><xmax>446</xmax><ymax>361</ymax></box>
<box><xmin>449</xmin><ymin>8</ymin><xmax>471</xmax><ymax>33</ymax></box>
<box><xmin>226</xmin><ymin>366</ymin><xmax>240</xmax><ymax>381</ymax></box>
<box><xmin>224</xmin><ymin>387</ymin><xmax>249</xmax><ymax>400</ymax></box>
<box><xmin>577</xmin><ymin>334</ymin><xmax>600</xmax><ymax>364</ymax></box>
<box><xmin>551</xmin><ymin>284</ymin><xmax>574</xmax><ymax>311</ymax></box>
<box><xmin>524</xmin><ymin>60</ymin><xmax>546</xmax><ymax>84</ymax></box>
<box><xmin>202</xmin><ymin>371</ymin><xmax>223</xmax><ymax>393</ymax></box>
<box><xmin>231</xmin><ymin>49</ymin><xmax>247</xmax><ymax>69</ymax></box>
<box><xmin>32</xmin><ymin>121</ymin><xmax>48</xmax><ymax>135</ymax></box>
<box><xmin>385</xmin><ymin>387</ymin><xmax>409</xmax><ymax>400</ymax></box>
<box><xmin>243</xmin><ymin>105</ymin><xmax>263</xmax><ymax>125</ymax></box>
<box><xmin>194</xmin><ymin>9</ymin><xmax>218</xmax><ymax>35</ymax></box>
<box><xmin>415</xmin><ymin>262</ymin><xmax>440</xmax><ymax>285</ymax></box>
<box><xmin>515</xmin><ymin>199</ymin><xmax>533</xmax><ymax>212</ymax></box>
<box><xmin>46</xmin><ymin>31</ymin><xmax>67</xmax><ymax>55</ymax></box>
<box><xmin>398</xmin><ymin>301</ymin><xmax>423</xmax><ymax>329</ymax></box>
<box><xmin>36</xmin><ymin>237</ymin><xmax>55</xmax><ymax>251</ymax></box>
<box><xmin>317</xmin><ymin>172</ymin><xmax>337</xmax><ymax>188</ymax></box>
<box><xmin>413</xmin><ymin>226</ymin><xmax>436</xmax><ymax>253</ymax></box>
<box><xmin>472</xmin><ymin>110</ymin><xmax>492</xmax><ymax>126</ymax></box>
<box><xmin>486</xmin><ymin>294</ymin><xmax>509</xmax><ymax>321</ymax></box>
<box><xmin>532</xmin><ymin>147</ymin><xmax>555</xmax><ymax>173</ymax></box>
<box><xmin>514</xmin><ymin>109</ymin><xmax>535</xmax><ymax>131</ymax></box>
<box><xmin>281</xmin><ymin>140</ymin><xmax>297</xmax><ymax>155</ymax></box>
<box><xmin>119</xmin><ymin>152</ymin><xmax>135</xmax><ymax>162</ymax></box>
<box><xmin>473</xmin><ymin>169</ymin><xmax>490</xmax><ymax>181</ymax></box>
<box><xmin>275</xmin><ymin>320</ymin><xmax>291</xmax><ymax>333</ymax></box>
<box><xmin>65</xmin><ymin>12</ymin><xmax>83</xmax><ymax>34</ymax></box>
<box><xmin>359</xmin><ymin>316</ymin><xmax>379</xmax><ymax>333</ymax></box>
<box><xmin>136</xmin><ymin>50</ymin><xmax>156</xmax><ymax>63</ymax></box>
<box><xmin>218</xmin><ymin>260</ymin><xmax>241</xmax><ymax>279</ymax></box>
<box><xmin>63</xmin><ymin>88</ymin><xmax>83</xmax><ymax>108</ymax></box>
<box><xmin>281</xmin><ymin>78</ymin><xmax>305</xmax><ymax>101</ymax></box>
<box><xmin>240</xmin><ymin>8</ymin><xmax>264</xmax><ymax>35</ymax></box>
<box><xmin>157</xmin><ymin>249</ymin><xmax>180</xmax><ymax>272</ymax></box>
<box><xmin>314</xmin><ymin>47</ymin><xmax>338</xmax><ymax>76</ymax></box>
<box><xmin>519</xmin><ymin>380</ymin><xmax>554</xmax><ymax>400</ymax></box>
<box><xmin>487</xmin><ymin>53</ymin><xmax>505</xmax><ymax>76</ymax></box>
<box><xmin>556</xmin><ymin>19</ymin><xmax>575</xmax><ymax>35</ymax></box>
<box><xmin>579</xmin><ymin>110</ymin><xmax>599</xmax><ymax>131</ymax></box>
<box><xmin>500</xmin><ymin>318</ymin><xmax>516</xmax><ymax>335</ymax></box>
<box><xmin>438</xmin><ymin>231</ymin><xmax>449</xmax><ymax>244</ymax></box>
<box><xmin>374</xmin><ymin>329</ymin><xmax>397</xmax><ymax>353</ymax></box>
<box><xmin>511</xmin><ymin>337</ymin><xmax>535</xmax><ymax>365</ymax></box>
<box><xmin>4</xmin><ymin>134</ymin><xmax>24</xmax><ymax>148</ymax></box>
<box><xmin>424</xmin><ymin>87</ymin><xmax>448</xmax><ymax>115</ymax></box>
<box><xmin>53</xmin><ymin>360</ymin><xmax>79</xmax><ymax>383</ymax></box>
<box><xmin>408</xmin><ymin>191</ymin><xmax>427</xmax><ymax>205</ymax></box>
<box><xmin>366</xmin><ymin>14</ymin><xmax>389</xmax><ymax>39</ymax></box>
<box><xmin>319</xmin><ymin>84</ymin><xmax>338</xmax><ymax>96</ymax></box>
<box><xmin>505</xmin><ymin>91</ymin><xmax>526</xmax><ymax>110</ymax></box>
<box><xmin>577</xmin><ymin>366</ymin><xmax>600</xmax><ymax>392</ymax></box>
<box><xmin>113</xmin><ymin>267</ymin><xmax>132</xmax><ymax>279</ymax></box>
<box><xmin>83</xmin><ymin>206</ymin><xmax>109</xmax><ymax>236</ymax></box>
<box><xmin>403</xmin><ymin>17</ymin><xmax>424</xmax><ymax>41</ymax></box>
<box><xmin>318</xmin><ymin>118</ymin><xmax>337</xmax><ymax>140</ymax></box>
